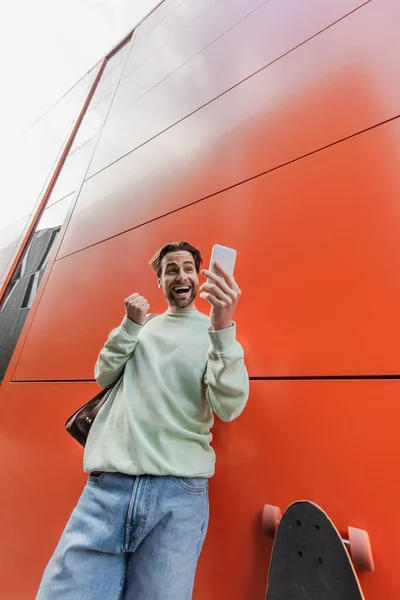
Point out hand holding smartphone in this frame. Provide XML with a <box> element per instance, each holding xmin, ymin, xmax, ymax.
<box><xmin>200</xmin><ymin>244</ymin><xmax>240</xmax><ymax>330</ymax></box>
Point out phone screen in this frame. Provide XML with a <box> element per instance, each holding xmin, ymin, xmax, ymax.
<box><xmin>209</xmin><ymin>244</ymin><xmax>237</xmax><ymax>276</ymax></box>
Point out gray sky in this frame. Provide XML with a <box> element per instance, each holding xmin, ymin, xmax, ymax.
<box><xmin>0</xmin><ymin>0</ymin><xmax>160</xmax><ymax>233</ymax></box>
<box><xmin>0</xmin><ymin>0</ymin><xmax>159</xmax><ymax>144</ymax></box>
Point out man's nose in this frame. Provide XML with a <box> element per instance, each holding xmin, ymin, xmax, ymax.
<box><xmin>176</xmin><ymin>270</ymin><xmax>189</xmax><ymax>281</ymax></box>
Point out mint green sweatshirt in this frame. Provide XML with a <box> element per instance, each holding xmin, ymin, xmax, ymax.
<box><xmin>84</xmin><ymin>309</ymin><xmax>249</xmax><ymax>477</ymax></box>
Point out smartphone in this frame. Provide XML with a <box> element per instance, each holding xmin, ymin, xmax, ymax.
<box><xmin>209</xmin><ymin>244</ymin><xmax>237</xmax><ymax>277</ymax></box>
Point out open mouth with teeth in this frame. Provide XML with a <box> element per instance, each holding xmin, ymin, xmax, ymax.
<box><xmin>172</xmin><ymin>286</ymin><xmax>191</xmax><ymax>296</ymax></box>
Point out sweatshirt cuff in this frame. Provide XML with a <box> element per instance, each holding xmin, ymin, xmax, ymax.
<box><xmin>119</xmin><ymin>315</ymin><xmax>142</xmax><ymax>339</ymax></box>
<box><xmin>208</xmin><ymin>323</ymin><xmax>237</xmax><ymax>353</ymax></box>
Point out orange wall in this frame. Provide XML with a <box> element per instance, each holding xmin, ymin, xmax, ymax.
<box><xmin>1</xmin><ymin>0</ymin><xmax>399</xmax><ymax>598</ymax></box>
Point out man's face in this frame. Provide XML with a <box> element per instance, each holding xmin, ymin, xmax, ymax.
<box><xmin>159</xmin><ymin>251</ymin><xmax>199</xmax><ymax>310</ymax></box>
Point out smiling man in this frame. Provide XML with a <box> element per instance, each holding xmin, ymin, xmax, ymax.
<box><xmin>36</xmin><ymin>241</ymin><xmax>249</xmax><ymax>600</ymax></box>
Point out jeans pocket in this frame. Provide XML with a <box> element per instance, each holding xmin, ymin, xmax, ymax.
<box><xmin>88</xmin><ymin>471</ymin><xmax>106</xmax><ymax>483</ymax></box>
<box><xmin>176</xmin><ymin>476</ymin><xmax>208</xmax><ymax>494</ymax></box>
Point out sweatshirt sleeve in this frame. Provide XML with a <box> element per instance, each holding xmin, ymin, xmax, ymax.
<box><xmin>94</xmin><ymin>316</ymin><xmax>142</xmax><ymax>388</ymax></box>
<box><xmin>204</xmin><ymin>323</ymin><xmax>249</xmax><ymax>422</ymax></box>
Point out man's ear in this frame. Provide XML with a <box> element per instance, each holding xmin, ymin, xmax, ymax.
<box><xmin>158</xmin><ymin>279</ymin><xmax>162</xmax><ymax>288</ymax></box>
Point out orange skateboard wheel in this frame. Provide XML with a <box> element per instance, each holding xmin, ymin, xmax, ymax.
<box><xmin>348</xmin><ymin>526</ymin><xmax>375</xmax><ymax>572</ymax></box>
<box><xmin>262</xmin><ymin>504</ymin><xmax>281</xmax><ymax>538</ymax></box>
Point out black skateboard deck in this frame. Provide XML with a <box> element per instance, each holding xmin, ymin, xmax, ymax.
<box><xmin>266</xmin><ymin>501</ymin><xmax>364</xmax><ymax>600</ymax></box>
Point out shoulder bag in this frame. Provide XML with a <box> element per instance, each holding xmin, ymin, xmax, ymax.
<box><xmin>65</xmin><ymin>313</ymin><xmax>158</xmax><ymax>446</ymax></box>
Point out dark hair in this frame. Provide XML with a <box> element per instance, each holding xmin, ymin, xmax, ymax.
<box><xmin>149</xmin><ymin>242</ymin><xmax>203</xmax><ymax>278</ymax></box>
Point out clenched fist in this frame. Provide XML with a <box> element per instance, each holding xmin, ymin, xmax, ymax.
<box><xmin>124</xmin><ymin>293</ymin><xmax>150</xmax><ymax>325</ymax></box>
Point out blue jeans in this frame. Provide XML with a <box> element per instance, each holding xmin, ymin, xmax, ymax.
<box><xmin>36</xmin><ymin>472</ymin><xmax>209</xmax><ymax>600</ymax></box>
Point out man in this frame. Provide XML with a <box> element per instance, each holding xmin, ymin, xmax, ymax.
<box><xmin>36</xmin><ymin>241</ymin><xmax>249</xmax><ymax>600</ymax></box>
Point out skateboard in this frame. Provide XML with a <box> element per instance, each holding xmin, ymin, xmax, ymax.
<box><xmin>262</xmin><ymin>501</ymin><xmax>374</xmax><ymax>600</ymax></box>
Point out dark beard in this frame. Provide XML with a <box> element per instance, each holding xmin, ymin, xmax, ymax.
<box><xmin>167</xmin><ymin>285</ymin><xmax>197</xmax><ymax>309</ymax></box>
